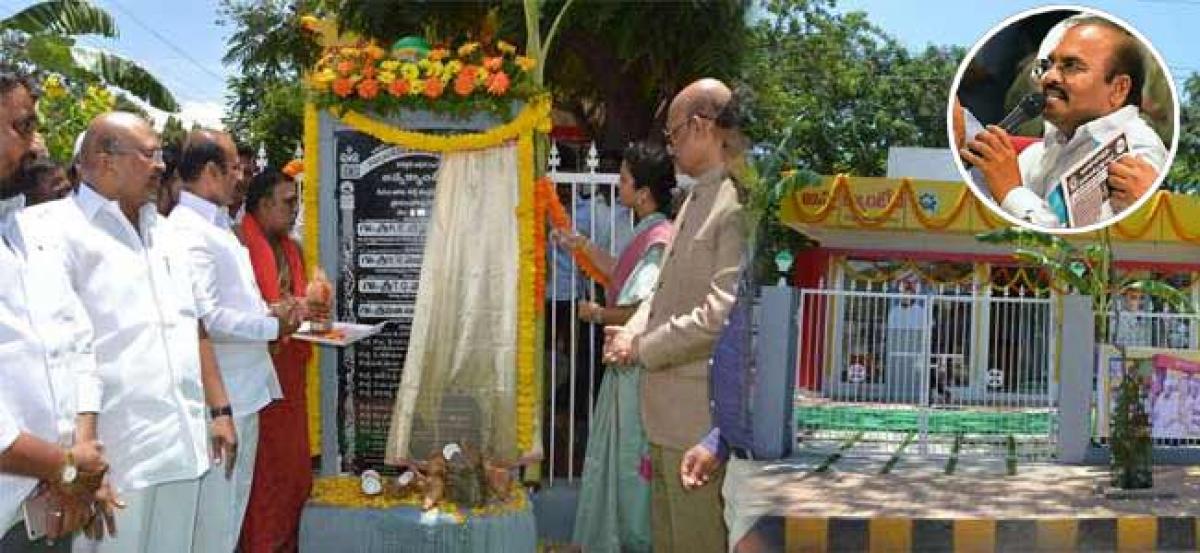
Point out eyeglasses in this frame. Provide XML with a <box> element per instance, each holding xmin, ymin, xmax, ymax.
<box><xmin>1034</xmin><ymin>57</ymin><xmax>1090</xmax><ymax>79</ymax></box>
<box><xmin>107</xmin><ymin>146</ymin><xmax>163</xmax><ymax>164</ymax></box>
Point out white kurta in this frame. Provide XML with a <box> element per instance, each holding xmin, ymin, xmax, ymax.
<box><xmin>0</xmin><ymin>195</ymin><xmax>101</xmax><ymax>534</ymax></box>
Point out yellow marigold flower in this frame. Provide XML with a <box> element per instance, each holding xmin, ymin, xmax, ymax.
<box><xmin>381</xmin><ymin>60</ymin><xmax>400</xmax><ymax>71</ymax></box>
<box><xmin>497</xmin><ymin>40</ymin><xmax>516</xmax><ymax>54</ymax></box>
<box><xmin>400</xmin><ymin>63</ymin><xmax>420</xmax><ymax>81</ymax></box>
<box><xmin>407</xmin><ymin>79</ymin><xmax>424</xmax><ymax>95</ymax></box>
<box><xmin>515</xmin><ymin>56</ymin><xmax>537</xmax><ymax>72</ymax></box>
<box><xmin>308</xmin><ymin>75</ymin><xmax>329</xmax><ymax>91</ymax></box>
<box><xmin>445</xmin><ymin>60</ymin><xmax>462</xmax><ymax>76</ymax></box>
<box><xmin>378</xmin><ymin>71</ymin><xmax>396</xmax><ymax>84</ymax></box>
<box><xmin>315</xmin><ymin>68</ymin><xmax>337</xmax><ymax>83</ymax></box>
<box><xmin>424</xmin><ymin>61</ymin><xmax>444</xmax><ymax>79</ymax></box>
<box><xmin>457</xmin><ymin>42</ymin><xmax>479</xmax><ymax>57</ymax></box>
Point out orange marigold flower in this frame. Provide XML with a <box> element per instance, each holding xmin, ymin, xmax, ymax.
<box><xmin>388</xmin><ymin>79</ymin><xmax>410</xmax><ymax>97</ymax></box>
<box><xmin>332</xmin><ymin>78</ymin><xmax>354</xmax><ymax>98</ymax></box>
<box><xmin>454</xmin><ymin>66</ymin><xmax>478</xmax><ymax>96</ymax></box>
<box><xmin>283</xmin><ymin>159</ymin><xmax>304</xmax><ymax>178</ymax></box>
<box><xmin>423</xmin><ymin>77</ymin><xmax>445</xmax><ymax>99</ymax></box>
<box><xmin>356</xmin><ymin>78</ymin><xmax>380</xmax><ymax>99</ymax></box>
<box><xmin>362</xmin><ymin>64</ymin><xmax>377</xmax><ymax>79</ymax></box>
<box><xmin>336</xmin><ymin>59</ymin><xmax>355</xmax><ymax>75</ymax></box>
<box><xmin>486</xmin><ymin>71</ymin><xmax>510</xmax><ymax>95</ymax></box>
<box><xmin>429</xmin><ymin>48</ymin><xmax>450</xmax><ymax>62</ymax></box>
<box><xmin>483</xmin><ymin>56</ymin><xmax>503</xmax><ymax>72</ymax></box>
<box><xmin>364</xmin><ymin>43</ymin><xmax>386</xmax><ymax>61</ymax></box>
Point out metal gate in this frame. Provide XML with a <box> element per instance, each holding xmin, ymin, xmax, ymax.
<box><xmin>795</xmin><ymin>287</ymin><xmax>1057</xmax><ymax>459</ymax></box>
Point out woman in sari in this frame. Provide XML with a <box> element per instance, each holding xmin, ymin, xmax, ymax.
<box><xmin>566</xmin><ymin>142</ymin><xmax>676</xmax><ymax>553</ymax></box>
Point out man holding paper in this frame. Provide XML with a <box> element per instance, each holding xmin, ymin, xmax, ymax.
<box><xmin>962</xmin><ymin>15</ymin><xmax>1167</xmax><ymax>229</ymax></box>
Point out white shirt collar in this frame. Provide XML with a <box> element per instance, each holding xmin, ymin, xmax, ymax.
<box><xmin>1043</xmin><ymin>105</ymin><xmax>1141</xmax><ymax>147</ymax></box>
<box><xmin>0</xmin><ymin>194</ymin><xmax>24</xmax><ymax>226</ymax></box>
<box><xmin>75</xmin><ymin>183</ymin><xmax>159</xmax><ymax>244</ymax></box>
<box><xmin>178</xmin><ymin>190</ymin><xmax>232</xmax><ymax>230</ymax></box>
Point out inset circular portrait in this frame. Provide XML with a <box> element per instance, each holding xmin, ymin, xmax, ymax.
<box><xmin>948</xmin><ymin>5</ymin><xmax>1179</xmax><ymax>234</ymax></box>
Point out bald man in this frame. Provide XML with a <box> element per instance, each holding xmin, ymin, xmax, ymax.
<box><xmin>963</xmin><ymin>15</ymin><xmax>1167</xmax><ymax>228</ymax></box>
<box><xmin>604</xmin><ymin>78</ymin><xmax>746</xmax><ymax>553</ymax></box>
<box><xmin>21</xmin><ymin>113</ymin><xmax>236</xmax><ymax>553</ymax></box>
<box><xmin>171</xmin><ymin>130</ymin><xmax>299</xmax><ymax>553</ymax></box>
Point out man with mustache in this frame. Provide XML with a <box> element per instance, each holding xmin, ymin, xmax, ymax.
<box><xmin>962</xmin><ymin>15</ymin><xmax>1167</xmax><ymax>228</ymax></box>
<box><xmin>0</xmin><ymin>72</ymin><xmax>112</xmax><ymax>551</ymax></box>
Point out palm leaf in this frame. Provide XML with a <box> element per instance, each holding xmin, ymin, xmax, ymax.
<box><xmin>1</xmin><ymin>0</ymin><xmax>117</xmax><ymax>38</ymax></box>
<box><xmin>1124</xmin><ymin>280</ymin><xmax>1195</xmax><ymax>313</ymax></box>
<box><xmin>71</xmin><ymin>47</ymin><xmax>178</xmax><ymax>111</ymax></box>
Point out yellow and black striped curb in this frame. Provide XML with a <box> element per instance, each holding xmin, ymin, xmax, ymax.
<box><xmin>784</xmin><ymin>516</ymin><xmax>1195</xmax><ymax>552</ymax></box>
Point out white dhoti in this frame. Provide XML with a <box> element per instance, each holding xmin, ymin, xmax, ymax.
<box><xmin>72</xmin><ymin>478</ymin><xmax>201</xmax><ymax>553</ymax></box>
<box><xmin>192</xmin><ymin>413</ymin><xmax>259</xmax><ymax>552</ymax></box>
<box><xmin>721</xmin><ymin>458</ymin><xmax>782</xmax><ymax>552</ymax></box>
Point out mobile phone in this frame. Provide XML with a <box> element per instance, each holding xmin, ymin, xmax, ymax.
<box><xmin>21</xmin><ymin>487</ymin><xmax>51</xmax><ymax>541</ymax></box>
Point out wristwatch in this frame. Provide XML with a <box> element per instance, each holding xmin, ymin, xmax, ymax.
<box><xmin>61</xmin><ymin>448</ymin><xmax>78</xmax><ymax>485</ymax></box>
<box><xmin>210</xmin><ymin>405</ymin><xmax>233</xmax><ymax>419</ymax></box>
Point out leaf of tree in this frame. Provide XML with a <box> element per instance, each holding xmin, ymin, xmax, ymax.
<box><xmin>0</xmin><ymin>0</ymin><xmax>117</xmax><ymax>38</ymax></box>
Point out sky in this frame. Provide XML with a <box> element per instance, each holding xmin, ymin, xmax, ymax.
<box><xmin>1</xmin><ymin>0</ymin><xmax>1194</xmax><ymax>130</ymax></box>
<box><xmin>0</xmin><ymin>0</ymin><xmax>232</xmax><ymax>129</ymax></box>
<box><xmin>835</xmin><ymin>0</ymin><xmax>1197</xmax><ymax>91</ymax></box>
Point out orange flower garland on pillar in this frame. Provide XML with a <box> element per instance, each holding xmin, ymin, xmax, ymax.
<box><xmin>536</xmin><ymin>176</ymin><xmax>611</xmax><ymax>290</ymax></box>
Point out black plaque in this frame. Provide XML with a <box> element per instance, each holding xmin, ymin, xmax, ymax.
<box><xmin>335</xmin><ymin>129</ymin><xmax>439</xmax><ymax>473</ymax></box>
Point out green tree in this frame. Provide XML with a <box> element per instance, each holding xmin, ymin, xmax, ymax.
<box><xmin>219</xmin><ymin>0</ymin><xmax>317</xmax><ymax>165</ymax></box>
<box><xmin>1165</xmin><ymin>74</ymin><xmax>1200</xmax><ymax>195</ymax></box>
<box><xmin>1</xmin><ymin>0</ymin><xmax>178</xmax><ymax>111</ymax></box>
<box><xmin>35</xmin><ymin>74</ymin><xmax>114</xmax><ymax>162</ymax></box>
<box><xmin>161</xmin><ymin>115</ymin><xmax>187</xmax><ymax>148</ymax></box>
<box><xmin>747</xmin><ymin>0</ymin><xmax>962</xmax><ymax>176</ymax></box>
<box><xmin>222</xmin><ymin>1</ymin><xmax>748</xmax><ymax>161</ymax></box>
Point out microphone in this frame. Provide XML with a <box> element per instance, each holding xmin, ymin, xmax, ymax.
<box><xmin>996</xmin><ymin>92</ymin><xmax>1046</xmax><ymax>134</ymax></box>
<box><xmin>962</xmin><ymin>92</ymin><xmax>1046</xmax><ymax>169</ymax></box>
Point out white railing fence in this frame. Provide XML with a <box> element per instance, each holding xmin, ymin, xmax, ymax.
<box><xmin>795</xmin><ymin>285</ymin><xmax>1057</xmax><ymax>459</ymax></box>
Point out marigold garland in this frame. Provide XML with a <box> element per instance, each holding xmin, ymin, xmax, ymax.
<box><xmin>336</xmin><ymin>97</ymin><xmax>552</xmax><ymax>153</ymax></box>
<box><xmin>515</xmin><ymin>133</ymin><xmax>537</xmax><ymax>454</ymax></box>
<box><xmin>309</xmin><ymin>476</ymin><xmax>530</xmax><ymax>522</ymax></box>
<box><xmin>303</xmin><ymin>102</ymin><xmax>323</xmax><ymax>457</ymax></box>
<box><xmin>537</xmin><ymin>176</ymin><xmax>612</xmax><ymax>289</ymax></box>
<box><xmin>789</xmin><ymin>175</ymin><xmax>1199</xmax><ymax>243</ymax></box>
<box><xmin>306</xmin><ymin>99</ymin><xmax>550</xmax><ymax>459</ymax></box>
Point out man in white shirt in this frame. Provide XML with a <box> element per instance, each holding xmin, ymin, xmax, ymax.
<box><xmin>21</xmin><ymin>112</ymin><xmax>237</xmax><ymax>553</ymax></box>
<box><xmin>170</xmin><ymin>130</ymin><xmax>300</xmax><ymax>552</ymax></box>
<box><xmin>962</xmin><ymin>15</ymin><xmax>1166</xmax><ymax>228</ymax></box>
<box><xmin>0</xmin><ymin>72</ymin><xmax>112</xmax><ymax>552</ymax></box>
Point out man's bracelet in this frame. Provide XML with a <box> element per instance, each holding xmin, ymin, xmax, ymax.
<box><xmin>209</xmin><ymin>405</ymin><xmax>233</xmax><ymax>419</ymax></box>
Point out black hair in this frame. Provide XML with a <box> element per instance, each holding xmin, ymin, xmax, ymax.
<box><xmin>245</xmin><ymin>167</ymin><xmax>292</xmax><ymax>214</ymax></box>
<box><xmin>178</xmin><ymin>131</ymin><xmax>229</xmax><ymax>182</ymax></box>
<box><xmin>0</xmin><ymin>71</ymin><xmax>38</xmax><ymax>100</ymax></box>
<box><xmin>622</xmin><ymin>141</ymin><xmax>676</xmax><ymax>217</ymax></box>
<box><xmin>236</xmin><ymin>142</ymin><xmax>255</xmax><ymax>160</ymax></box>
<box><xmin>161</xmin><ymin>142</ymin><xmax>181</xmax><ymax>183</ymax></box>
<box><xmin>1072</xmin><ymin>16</ymin><xmax>1145</xmax><ymax>107</ymax></box>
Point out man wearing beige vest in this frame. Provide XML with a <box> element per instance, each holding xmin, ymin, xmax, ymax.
<box><xmin>604</xmin><ymin>78</ymin><xmax>746</xmax><ymax>552</ymax></box>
